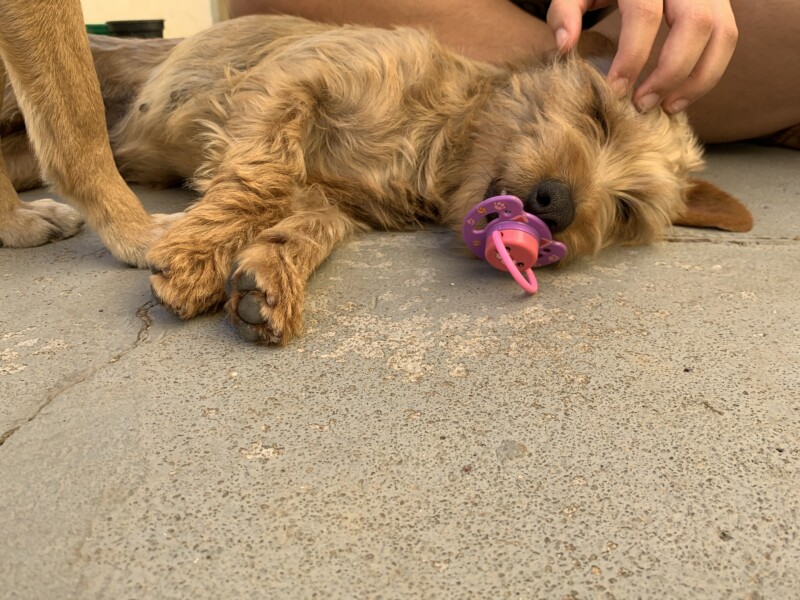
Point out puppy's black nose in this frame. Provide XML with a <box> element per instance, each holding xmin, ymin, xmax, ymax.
<box><xmin>525</xmin><ymin>179</ymin><xmax>575</xmax><ymax>233</ymax></box>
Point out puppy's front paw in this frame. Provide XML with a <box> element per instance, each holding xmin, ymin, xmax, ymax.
<box><xmin>224</xmin><ymin>252</ymin><xmax>305</xmax><ymax>346</ymax></box>
<box><xmin>148</xmin><ymin>231</ymin><xmax>226</xmax><ymax>319</ymax></box>
<box><xmin>0</xmin><ymin>199</ymin><xmax>83</xmax><ymax>248</ymax></box>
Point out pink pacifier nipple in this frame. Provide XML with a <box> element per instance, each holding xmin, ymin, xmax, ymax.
<box><xmin>462</xmin><ymin>195</ymin><xmax>567</xmax><ymax>294</ymax></box>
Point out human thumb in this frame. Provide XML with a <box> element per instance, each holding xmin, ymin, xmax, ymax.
<box><xmin>547</xmin><ymin>0</ymin><xmax>608</xmax><ymax>51</ymax></box>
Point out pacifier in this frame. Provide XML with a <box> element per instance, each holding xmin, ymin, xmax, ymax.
<box><xmin>462</xmin><ymin>195</ymin><xmax>567</xmax><ymax>294</ymax></box>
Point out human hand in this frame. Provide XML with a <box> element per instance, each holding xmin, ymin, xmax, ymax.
<box><xmin>547</xmin><ymin>0</ymin><xmax>738</xmax><ymax>114</ymax></box>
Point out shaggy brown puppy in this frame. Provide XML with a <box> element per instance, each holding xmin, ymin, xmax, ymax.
<box><xmin>2</xmin><ymin>15</ymin><xmax>751</xmax><ymax>344</ymax></box>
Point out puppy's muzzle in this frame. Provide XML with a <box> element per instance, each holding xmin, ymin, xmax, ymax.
<box><xmin>524</xmin><ymin>179</ymin><xmax>574</xmax><ymax>233</ymax></box>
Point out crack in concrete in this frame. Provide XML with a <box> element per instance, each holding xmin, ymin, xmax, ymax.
<box><xmin>665</xmin><ymin>235</ymin><xmax>799</xmax><ymax>246</ymax></box>
<box><xmin>109</xmin><ymin>299</ymin><xmax>156</xmax><ymax>363</ymax></box>
<box><xmin>701</xmin><ymin>400</ymin><xmax>725</xmax><ymax>416</ymax></box>
<box><xmin>0</xmin><ymin>299</ymin><xmax>157</xmax><ymax>448</ymax></box>
<box><xmin>0</xmin><ymin>366</ymin><xmax>96</xmax><ymax>446</ymax></box>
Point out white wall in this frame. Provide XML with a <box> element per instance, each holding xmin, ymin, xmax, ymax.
<box><xmin>81</xmin><ymin>0</ymin><xmax>219</xmax><ymax>38</ymax></box>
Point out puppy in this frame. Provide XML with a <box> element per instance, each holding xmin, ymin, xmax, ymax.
<box><xmin>0</xmin><ymin>0</ymin><xmax>177</xmax><ymax>265</ymax></box>
<box><xmin>2</xmin><ymin>15</ymin><xmax>752</xmax><ymax>344</ymax></box>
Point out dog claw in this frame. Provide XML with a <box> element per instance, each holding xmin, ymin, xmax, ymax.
<box><xmin>150</xmin><ymin>265</ymin><xmax>171</xmax><ymax>277</ymax></box>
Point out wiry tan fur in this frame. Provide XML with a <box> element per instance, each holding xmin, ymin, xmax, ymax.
<box><xmin>2</xmin><ymin>15</ymin><xmax>749</xmax><ymax>345</ymax></box>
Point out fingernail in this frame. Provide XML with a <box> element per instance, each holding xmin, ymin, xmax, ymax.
<box><xmin>555</xmin><ymin>28</ymin><xmax>569</xmax><ymax>50</ymax></box>
<box><xmin>637</xmin><ymin>93</ymin><xmax>661</xmax><ymax>112</ymax></box>
<box><xmin>667</xmin><ymin>99</ymin><xmax>689</xmax><ymax>114</ymax></box>
<box><xmin>610</xmin><ymin>77</ymin><xmax>629</xmax><ymax>97</ymax></box>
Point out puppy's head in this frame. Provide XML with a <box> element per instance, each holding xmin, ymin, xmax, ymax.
<box><xmin>450</xmin><ymin>54</ymin><xmax>751</xmax><ymax>260</ymax></box>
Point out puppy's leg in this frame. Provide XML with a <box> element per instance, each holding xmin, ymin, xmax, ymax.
<box><xmin>148</xmin><ymin>89</ymin><xmax>317</xmax><ymax>319</ymax></box>
<box><xmin>0</xmin><ymin>59</ymin><xmax>83</xmax><ymax>247</ymax></box>
<box><xmin>148</xmin><ymin>178</ymin><xmax>297</xmax><ymax>319</ymax></box>
<box><xmin>226</xmin><ymin>201</ymin><xmax>358</xmax><ymax>345</ymax></box>
<box><xmin>0</xmin><ymin>0</ymin><xmax>177</xmax><ymax>265</ymax></box>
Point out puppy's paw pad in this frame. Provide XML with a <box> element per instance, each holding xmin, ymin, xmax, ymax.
<box><xmin>237</xmin><ymin>292</ymin><xmax>271</xmax><ymax>323</ymax></box>
<box><xmin>225</xmin><ymin>265</ymin><xmax>295</xmax><ymax>345</ymax></box>
<box><xmin>232</xmin><ymin>309</ymin><xmax>284</xmax><ymax>345</ymax></box>
<box><xmin>0</xmin><ymin>199</ymin><xmax>83</xmax><ymax>248</ymax></box>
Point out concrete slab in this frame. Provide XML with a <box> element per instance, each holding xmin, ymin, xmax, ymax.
<box><xmin>688</xmin><ymin>144</ymin><xmax>800</xmax><ymax>241</ymax></box>
<box><xmin>1</xmin><ymin>145</ymin><xmax>798</xmax><ymax>599</ymax></box>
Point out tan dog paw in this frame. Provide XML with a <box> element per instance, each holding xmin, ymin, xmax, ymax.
<box><xmin>147</xmin><ymin>232</ymin><xmax>227</xmax><ymax>319</ymax></box>
<box><xmin>224</xmin><ymin>253</ymin><xmax>305</xmax><ymax>346</ymax></box>
<box><xmin>0</xmin><ymin>198</ymin><xmax>83</xmax><ymax>247</ymax></box>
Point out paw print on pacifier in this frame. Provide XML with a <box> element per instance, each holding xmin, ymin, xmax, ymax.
<box><xmin>462</xmin><ymin>195</ymin><xmax>567</xmax><ymax>294</ymax></box>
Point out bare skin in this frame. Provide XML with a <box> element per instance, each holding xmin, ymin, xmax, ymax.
<box><xmin>228</xmin><ymin>0</ymin><xmax>800</xmax><ymax>143</ymax></box>
<box><xmin>227</xmin><ymin>0</ymin><xmax>558</xmax><ymax>64</ymax></box>
<box><xmin>592</xmin><ymin>4</ymin><xmax>800</xmax><ymax>142</ymax></box>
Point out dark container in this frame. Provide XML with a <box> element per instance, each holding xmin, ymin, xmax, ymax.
<box><xmin>105</xmin><ymin>20</ymin><xmax>165</xmax><ymax>38</ymax></box>
<box><xmin>85</xmin><ymin>23</ymin><xmax>110</xmax><ymax>35</ymax></box>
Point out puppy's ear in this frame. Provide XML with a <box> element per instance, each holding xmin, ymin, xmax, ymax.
<box><xmin>674</xmin><ymin>179</ymin><xmax>753</xmax><ymax>232</ymax></box>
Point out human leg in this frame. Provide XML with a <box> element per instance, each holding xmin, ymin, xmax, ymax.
<box><xmin>228</xmin><ymin>0</ymin><xmax>558</xmax><ymax>64</ymax></box>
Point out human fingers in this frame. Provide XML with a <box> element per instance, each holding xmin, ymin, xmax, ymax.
<box><xmin>547</xmin><ymin>0</ymin><xmax>612</xmax><ymax>51</ymax></box>
<box><xmin>605</xmin><ymin>0</ymin><xmax>664</xmax><ymax>97</ymax></box>
<box><xmin>657</xmin><ymin>0</ymin><xmax>738</xmax><ymax>113</ymax></box>
<box><xmin>632</xmin><ymin>0</ymin><xmax>718</xmax><ymax>111</ymax></box>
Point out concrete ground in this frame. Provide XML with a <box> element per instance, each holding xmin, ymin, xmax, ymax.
<box><xmin>1</xmin><ymin>144</ymin><xmax>798</xmax><ymax>599</ymax></box>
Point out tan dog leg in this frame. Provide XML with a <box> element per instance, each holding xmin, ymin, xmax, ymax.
<box><xmin>226</xmin><ymin>203</ymin><xmax>357</xmax><ymax>345</ymax></box>
<box><xmin>1</xmin><ymin>131</ymin><xmax>41</xmax><ymax>192</ymax></box>
<box><xmin>0</xmin><ymin>0</ymin><xmax>178</xmax><ymax>265</ymax></box>
<box><xmin>0</xmin><ymin>59</ymin><xmax>83</xmax><ymax>247</ymax></box>
<box><xmin>148</xmin><ymin>93</ymin><xmax>313</xmax><ymax>319</ymax></box>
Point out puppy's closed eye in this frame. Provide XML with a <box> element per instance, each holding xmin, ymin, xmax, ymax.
<box><xmin>591</xmin><ymin>103</ymin><xmax>610</xmax><ymax>141</ymax></box>
<box><xmin>616</xmin><ymin>196</ymin><xmax>635</xmax><ymax>222</ymax></box>
<box><xmin>587</xmin><ymin>91</ymin><xmax>611</xmax><ymax>141</ymax></box>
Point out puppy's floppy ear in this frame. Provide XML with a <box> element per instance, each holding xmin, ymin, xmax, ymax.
<box><xmin>674</xmin><ymin>179</ymin><xmax>754</xmax><ymax>232</ymax></box>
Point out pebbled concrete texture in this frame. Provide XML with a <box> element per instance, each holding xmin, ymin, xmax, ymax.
<box><xmin>0</xmin><ymin>144</ymin><xmax>798</xmax><ymax>599</ymax></box>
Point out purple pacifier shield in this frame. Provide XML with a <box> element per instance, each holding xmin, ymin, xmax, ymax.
<box><xmin>462</xmin><ymin>195</ymin><xmax>567</xmax><ymax>266</ymax></box>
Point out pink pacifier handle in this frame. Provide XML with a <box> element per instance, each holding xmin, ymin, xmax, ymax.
<box><xmin>490</xmin><ymin>230</ymin><xmax>539</xmax><ymax>294</ymax></box>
